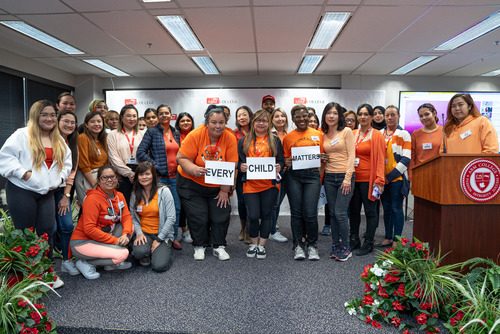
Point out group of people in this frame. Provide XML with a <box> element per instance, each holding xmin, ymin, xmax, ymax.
<box><xmin>0</xmin><ymin>92</ymin><xmax>498</xmax><ymax>283</ymax></box>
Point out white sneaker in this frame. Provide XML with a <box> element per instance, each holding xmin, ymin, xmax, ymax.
<box><xmin>193</xmin><ymin>246</ymin><xmax>206</xmax><ymax>261</ymax></box>
<box><xmin>270</xmin><ymin>231</ymin><xmax>288</xmax><ymax>242</ymax></box>
<box><xmin>294</xmin><ymin>246</ymin><xmax>306</xmax><ymax>260</ymax></box>
<box><xmin>52</xmin><ymin>276</ymin><xmax>64</xmax><ymax>289</ymax></box>
<box><xmin>256</xmin><ymin>245</ymin><xmax>267</xmax><ymax>259</ymax></box>
<box><xmin>182</xmin><ymin>231</ymin><xmax>193</xmax><ymax>244</ymax></box>
<box><xmin>246</xmin><ymin>244</ymin><xmax>258</xmax><ymax>258</ymax></box>
<box><xmin>75</xmin><ymin>260</ymin><xmax>100</xmax><ymax>280</ymax></box>
<box><xmin>308</xmin><ymin>246</ymin><xmax>320</xmax><ymax>261</ymax></box>
<box><xmin>213</xmin><ymin>246</ymin><xmax>230</xmax><ymax>261</ymax></box>
<box><xmin>61</xmin><ymin>260</ymin><xmax>80</xmax><ymax>276</ymax></box>
<box><xmin>104</xmin><ymin>261</ymin><xmax>132</xmax><ymax>271</ymax></box>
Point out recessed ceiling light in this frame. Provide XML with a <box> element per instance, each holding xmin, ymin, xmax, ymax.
<box><xmin>157</xmin><ymin>16</ymin><xmax>203</xmax><ymax>51</ymax></box>
<box><xmin>390</xmin><ymin>56</ymin><xmax>439</xmax><ymax>75</ymax></box>
<box><xmin>481</xmin><ymin>68</ymin><xmax>500</xmax><ymax>76</ymax></box>
<box><xmin>192</xmin><ymin>56</ymin><xmax>219</xmax><ymax>75</ymax></box>
<box><xmin>82</xmin><ymin>59</ymin><xmax>129</xmax><ymax>77</ymax></box>
<box><xmin>298</xmin><ymin>55</ymin><xmax>324</xmax><ymax>74</ymax></box>
<box><xmin>434</xmin><ymin>11</ymin><xmax>500</xmax><ymax>51</ymax></box>
<box><xmin>309</xmin><ymin>12</ymin><xmax>351</xmax><ymax>50</ymax></box>
<box><xmin>0</xmin><ymin>20</ymin><xmax>84</xmax><ymax>55</ymax></box>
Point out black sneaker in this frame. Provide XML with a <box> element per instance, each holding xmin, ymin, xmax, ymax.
<box><xmin>355</xmin><ymin>241</ymin><xmax>373</xmax><ymax>256</ymax></box>
<box><xmin>246</xmin><ymin>245</ymin><xmax>258</xmax><ymax>258</ymax></box>
<box><xmin>336</xmin><ymin>247</ymin><xmax>352</xmax><ymax>262</ymax></box>
<box><xmin>256</xmin><ymin>246</ymin><xmax>267</xmax><ymax>259</ymax></box>
<box><xmin>330</xmin><ymin>245</ymin><xmax>339</xmax><ymax>259</ymax></box>
<box><xmin>350</xmin><ymin>235</ymin><xmax>361</xmax><ymax>250</ymax></box>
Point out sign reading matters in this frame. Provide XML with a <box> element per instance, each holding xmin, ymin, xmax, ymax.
<box><xmin>291</xmin><ymin>146</ymin><xmax>321</xmax><ymax>170</ymax></box>
<box><xmin>246</xmin><ymin>157</ymin><xmax>276</xmax><ymax>180</ymax></box>
<box><xmin>204</xmin><ymin>161</ymin><xmax>236</xmax><ymax>186</ymax></box>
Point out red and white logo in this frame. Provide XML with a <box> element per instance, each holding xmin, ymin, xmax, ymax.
<box><xmin>125</xmin><ymin>98</ymin><xmax>137</xmax><ymax>105</ymax></box>
<box><xmin>294</xmin><ymin>97</ymin><xmax>307</xmax><ymax>104</ymax></box>
<box><xmin>460</xmin><ymin>158</ymin><xmax>500</xmax><ymax>202</ymax></box>
<box><xmin>207</xmin><ymin>97</ymin><xmax>220</xmax><ymax>104</ymax></box>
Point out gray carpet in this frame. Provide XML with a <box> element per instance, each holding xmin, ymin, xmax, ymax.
<box><xmin>47</xmin><ymin>215</ymin><xmax>413</xmax><ymax>334</ymax></box>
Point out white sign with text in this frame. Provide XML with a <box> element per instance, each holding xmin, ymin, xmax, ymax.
<box><xmin>246</xmin><ymin>157</ymin><xmax>276</xmax><ymax>180</ymax></box>
<box><xmin>291</xmin><ymin>146</ymin><xmax>321</xmax><ymax>170</ymax></box>
<box><xmin>204</xmin><ymin>161</ymin><xmax>236</xmax><ymax>186</ymax></box>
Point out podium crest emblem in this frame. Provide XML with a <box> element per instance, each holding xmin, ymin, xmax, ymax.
<box><xmin>460</xmin><ymin>158</ymin><xmax>500</xmax><ymax>202</ymax></box>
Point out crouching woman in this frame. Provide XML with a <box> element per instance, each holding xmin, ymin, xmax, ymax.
<box><xmin>130</xmin><ymin>161</ymin><xmax>175</xmax><ymax>272</ymax></box>
<box><xmin>70</xmin><ymin>165</ymin><xmax>133</xmax><ymax>279</ymax></box>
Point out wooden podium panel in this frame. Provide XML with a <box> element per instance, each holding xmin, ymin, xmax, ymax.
<box><xmin>412</xmin><ymin>154</ymin><xmax>500</xmax><ymax>264</ymax></box>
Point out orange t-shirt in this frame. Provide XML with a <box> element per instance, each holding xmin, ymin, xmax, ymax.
<box><xmin>164</xmin><ymin>132</ymin><xmax>179</xmax><ymax>178</ymax></box>
<box><xmin>44</xmin><ymin>147</ymin><xmax>53</xmax><ymax>169</ymax></box>
<box><xmin>283</xmin><ymin>128</ymin><xmax>324</xmax><ymax>159</ymax></box>
<box><xmin>243</xmin><ymin>135</ymin><xmax>278</xmax><ymax>194</ymax></box>
<box><xmin>137</xmin><ymin>192</ymin><xmax>159</xmax><ymax>235</ymax></box>
<box><xmin>411</xmin><ymin>126</ymin><xmax>442</xmax><ymax>168</ymax></box>
<box><xmin>355</xmin><ymin>139</ymin><xmax>371</xmax><ymax>183</ymax></box>
<box><xmin>178</xmin><ymin>126</ymin><xmax>238</xmax><ymax>187</ymax></box>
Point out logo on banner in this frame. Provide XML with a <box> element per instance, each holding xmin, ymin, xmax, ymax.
<box><xmin>294</xmin><ymin>97</ymin><xmax>307</xmax><ymax>104</ymax></box>
<box><xmin>460</xmin><ymin>158</ymin><xmax>500</xmax><ymax>202</ymax></box>
<box><xmin>125</xmin><ymin>98</ymin><xmax>137</xmax><ymax>105</ymax></box>
<box><xmin>207</xmin><ymin>97</ymin><xmax>220</xmax><ymax>104</ymax></box>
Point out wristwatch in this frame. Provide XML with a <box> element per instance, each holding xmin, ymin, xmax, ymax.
<box><xmin>64</xmin><ymin>193</ymin><xmax>71</xmax><ymax>198</ymax></box>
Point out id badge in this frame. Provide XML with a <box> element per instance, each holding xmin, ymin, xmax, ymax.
<box><xmin>330</xmin><ymin>138</ymin><xmax>340</xmax><ymax>146</ymax></box>
<box><xmin>118</xmin><ymin>201</ymin><xmax>125</xmax><ymax>209</ymax></box>
<box><xmin>460</xmin><ymin>130</ymin><xmax>472</xmax><ymax>140</ymax></box>
<box><xmin>128</xmin><ymin>156</ymin><xmax>137</xmax><ymax>164</ymax></box>
<box><xmin>136</xmin><ymin>205</ymin><xmax>143</xmax><ymax>213</ymax></box>
<box><xmin>422</xmin><ymin>143</ymin><xmax>432</xmax><ymax>150</ymax></box>
<box><xmin>354</xmin><ymin>157</ymin><xmax>360</xmax><ymax>167</ymax></box>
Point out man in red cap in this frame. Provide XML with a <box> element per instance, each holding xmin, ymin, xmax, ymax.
<box><xmin>261</xmin><ymin>95</ymin><xmax>276</xmax><ymax>113</ymax></box>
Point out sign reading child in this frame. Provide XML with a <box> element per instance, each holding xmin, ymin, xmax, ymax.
<box><xmin>204</xmin><ymin>160</ymin><xmax>236</xmax><ymax>185</ymax></box>
<box><xmin>291</xmin><ymin>146</ymin><xmax>321</xmax><ymax>170</ymax></box>
<box><xmin>246</xmin><ymin>157</ymin><xmax>276</xmax><ymax>180</ymax></box>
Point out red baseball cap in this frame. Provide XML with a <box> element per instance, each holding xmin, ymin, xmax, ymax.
<box><xmin>262</xmin><ymin>95</ymin><xmax>276</xmax><ymax>104</ymax></box>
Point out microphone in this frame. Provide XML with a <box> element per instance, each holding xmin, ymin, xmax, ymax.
<box><xmin>441</xmin><ymin>113</ymin><xmax>447</xmax><ymax>154</ymax></box>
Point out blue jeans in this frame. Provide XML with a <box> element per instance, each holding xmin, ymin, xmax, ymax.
<box><xmin>270</xmin><ymin>172</ymin><xmax>287</xmax><ymax>234</ymax></box>
<box><xmin>381</xmin><ymin>180</ymin><xmax>404</xmax><ymax>240</ymax></box>
<box><xmin>54</xmin><ymin>187</ymin><xmax>74</xmax><ymax>260</ymax></box>
<box><xmin>160</xmin><ymin>177</ymin><xmax>180</xmax><ymax>239</ymax></box>
<box><xmin>286</xmin><ymin>169</ymin><xmax>321</xmax><ymax>248</ymax></box>
<box><xmin>324</xmin><ymin>173</ymin><xmax>354</xmax><ymax>249</ymax></box>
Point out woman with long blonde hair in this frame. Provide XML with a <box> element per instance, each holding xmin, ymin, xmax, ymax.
<box><xmin>0</xmin><ymin>100</ymin><xmax>72</xmax><ymax>286</ymax></box>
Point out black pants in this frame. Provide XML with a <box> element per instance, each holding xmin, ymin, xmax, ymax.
<box><xmin>132</xmin><ymin>233</ymin><xmax>173</xmax><ymax>272</ymax></box>
<box><xmin>244</xmin><ymin>187</ymin><xmax>278</xmax><ymax>239</ymax></box>
<box><xmin>348</xmin><ymin>182</ymin><xmax>379</xmax><ymax>242</ymax></box>
<box><xmin>176</xmin><ymin>175</ymin><xmax>231</xmax><ymax>248</ymax></box>
<box><xmin>118</xmin><ymin>176</ymin><xmax>133</xmax><ymax>207</ymax></box>
<box><xmin>6</xmin><ymin>181</ymin><xmax>56</xmax><ymax>249</ymax></box>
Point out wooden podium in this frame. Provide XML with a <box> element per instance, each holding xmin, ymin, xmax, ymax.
<box><xmin>411</xmin><ymin>154</ymin><xmax>500</xmax><ymax>264</ymax></box>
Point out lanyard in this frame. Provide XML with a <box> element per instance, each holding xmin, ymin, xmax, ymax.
<box><xmin>355</xmin><ymin>128</ymin><xmax>371</xmax><ymax>147</ymax></box>
<box><xmin>122</xmin><ymin>129</ymin><xmax>135</xmax><ymax>155</ymax></box>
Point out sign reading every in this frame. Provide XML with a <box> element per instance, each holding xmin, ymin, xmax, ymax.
<box><xmin>204</xmin><ymin>160</ymin><xmax>236</xmax><ymax>186</ymax></box>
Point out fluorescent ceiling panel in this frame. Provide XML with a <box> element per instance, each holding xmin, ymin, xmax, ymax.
<box><xmin>434</xmin><ymin>11</ymin><xmax>500</xmax><ymax>51</ymax></box>
<box><xmin>309</xmin><ymin>12</ymin><xmax>350</xmax><ymax>49</ymax></box>
<box><xmin>192</xmin><ymin>56</ymin><xmax>219</xmax><ymax>75</ymax></box>
<box><xmin>157</xmin><ymin>15</ymin><xmax>203</xmax><ymax>51</ymax></box>
<box><xmin>0</xmin><ymin>20</ymin><xmax>84</xmax><ymax>55</ymax></box>
<box><xmin>82</xmin><ymin>59</ymin><xmax>130</xmax><ymax>76</ymax></box>
<box><xmin>298</xmin><ymin>55</ymin><xmax>323</xmax><ymax>74</ymax></box>
<box><xmin>481</xmin><ymin>68</ymin><xmax>500</xmax><ymax>76</ymax></box>
<box><xmin>390</xmin><ymin>56</ymin><xmax>438</xmax><ymax>75</ymax></box>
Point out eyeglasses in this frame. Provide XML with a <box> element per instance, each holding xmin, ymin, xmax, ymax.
<box><xmin>61</xmin><ymin>120</ymin><xmax>76</xmax><ymax>125</ymax></box>
<box><xmin>254</xmin><ymin>119</ymin><xmax>269</xmax><ymax>124</ymax></box>
<box><xmin>100</xmin><ymin>175</ymin><xmax>117</xmax><ymax>181</ymax></box>
<box><xmin>345</xmin><ymin>118</ymin><xmax>356</xmax><ymax>123</ymax></box>
<box><xmin>40</xmin><ymin>113</ymin><xmax>57</xmax><ymax>118</ymax></box>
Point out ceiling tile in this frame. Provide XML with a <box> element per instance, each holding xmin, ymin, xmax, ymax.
<box><xmin>100</xmin><ymin>56</ymin><xmax>163</xmax><ymax>76</ymax></box>
<box><xmin>353</xmin><ymin>53</ymin><xmax>416</xmax><ymax>75</ymax></box>
<box><xmin>258</xmin><ymin>53</ymin><xmax>302</xmax><ymax>74</ymax></box>
<box><xmin>0</xmin><ymin>24</ymin><xmax>67</xmax><ymax>57</ymax></box>
<box><xmin>0</xmin><ymin>0</ymin><xmax>72</xmax><ymax>14</ymax></box>
<box><xmin>318</xmin><ymin>52</ymin><xmax>374</xmax><ymax>74</ymax></box>
<box><xmin>144</xmin><ymin>54</ymin><xmax>200</xmax><ymax>75</ymax></box>
<box><xmin>33</xmin><ymin>57</ymin><xmax>104</xmax><ymax>75</ymax></box>
<box><xmin>185</xmin><ymin>7</ymin><xmax>254</xmax><ymax>53</ymax></box>
<box><xmin>254</xmin><ymin>0</ymin><xmax>324</xmax><ymax>5</ymax></box>
<box><xmin>62</xmin><ymin>0</ymin><xmax>141</xmax><ymax>12</ymax></box>
<box><xmin>445</xmin><ymin>54</ymin><xmax>500</xmax><ymax>76</ymax></box>
<box><xmin>327</xmin><ymin>0</ymin><xmax>362</xmax><ymax>4</ymax></box>
<box><xmin>175</xmin><ymin>0</ymin><xmax>250</xmax><ymax>7</ymax></box>
<box><xmin>409</xmin><ymin>54</ymin><xmax>480</xmax><ymax>76</ymax></box>
<box><xmin>211</xmin><ymin>53</ymin><xmax>257</xmax><ymax>74</ymax></box>
<box><xmin>254</xmin><ymin>6</ymin><xmax>323</xmax><ymax>52</ymax></box>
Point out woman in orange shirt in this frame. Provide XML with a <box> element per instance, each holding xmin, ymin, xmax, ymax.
<box><xmin>348</xmin><ymin>104</ymin><xmax>385</xmax><ymax>256</ymax></box>
<box><xmin>283</xmin><ymin>105</ymin><xmax>325</xmax><ymax>261</ymax></box>
<box><xmin>238</xmin><ymin>110</ymin><xmax>284</xmax><ymax>259</ymax></box>
<box><xmin>444</xmin><ymin>93</ymin><xmax>498</xmax><ymax>154</ymax></box>
<box><xmin>233</xmin><ymin>106</ymin><xmax>254</xmax><ymax>243</ymax></box>
<box><xmin>176</xmin><ymin>107</ymin><xmax>238</xmax><ymax>261</ymax></box>
<box><xmin>410</xmin><ymin>103</ymin><xmax>442</xmax><ymax>169</ymax></box>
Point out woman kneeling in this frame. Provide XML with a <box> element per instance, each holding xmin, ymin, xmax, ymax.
<box><xmin>70</xmin><ymin>165</ymin><xmax>133</xmax><ymax>279</ymax></box>
<box><xmin>130</xmin><ymin>161</ymin><xmax>175</xmax><ymax>272</ymax></box>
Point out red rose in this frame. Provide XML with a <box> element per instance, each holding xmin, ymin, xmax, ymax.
<box><xmin>384</xmin><ymin>247</ymin><xmax>394</xmax><ymax>253</ymax></box>
<box><xmin>426</xmin><ymin>328</ymin><xmax>440</xmax><ymax>334</ymax></box>
<box><xmin>20</xmin><ymin>327</ymin><xmax>39</xmax><ymax>334</ymax></box>
<box><xmin>416</xmin><ymin>313</ymin><xmax>428</xmax><ymax>325</ymax></box>
<box><xmin>391</xmin><ymin>317</ymin><xmax>401</xmax><ymax>327</ymax></box>
<box><xmin>365</xmin><ymin>315</ymin><xmax>372</xmax><ymax>324</ymax></box>
<box><xmin>34</xmin><ymin>303</ymin><xmax>43</xmax><ymax>310</ymax></box>
<box><xmin>401</xmin><ymin>237</ymin><xmax>409</xmax><ymax>246</ymax></box>
<box><xmin>378</xmin><ymin>285</ymin><xmax>389</xmax><ymax>298</ymax></box>
<box><xmin>30</xmin><ymin>311</ymin><xmax>41</xmax><ymax>324</ymax></box>
<box><xmin>413</xmin><ymin>285</ymin><xmax>423</xmax><ymax>299</ymax></box>
<box><xmin>41</xmin><ymin>233</ymin><xmax>49</xmax><ymax>241</ymax></box>
<box><xmin>45</xmin><ymin>321</ymin><xmax>52</xmax><ymax>332</ymax></box>
<box><xmin>384</xmin><ymin>273</ymin><xmax>400</xmax><ymax>283</ymax></box>
<box><xmin>361</xmin><ymin>264</ymin><xmax>372</xmax><ymax>278</ymax></box>
<box><xmin>455</xmin><ymin>310</ymin><xmax>464</xmax><ymax>320</ymax></box>
<box><xmin>17</xmin><ymin>299</ymin><xmax>28</xmax><ymax>308</ymax></box>
<box><xmin>394</xmin><ymin>283</ymin><xmax>406</xmax><ymax>297</ymax></box>
<box><xmin>25</xmin><ymin>245</ymin><xmax>40</xmax><ymax>257</ymax></box>
<box><xmin>420</xmin><ymin>302</ymin><xmax>433</xmax><ymax>310</ymax></box>
<box><xmin>364</xmin><ymin>283</ymin><xmax>372</xmax><ymax>292</ymax></box>
<box><xmin>11</xmin><ymin>245</ymin><xmax>23</xmax><ymax>252</ymax></box>
<box><xmin>431</xmin><ymin>313</ymin><xmax>438</xmax><ymax>318</ymax></box>
<box><xmin>378</xmin><ymin>309</ymin><xmax>388</xmax><ymax>317</ymax></box>
<box><xmin>450</xmin><ymin>317</ymin><xmax>458</xmax><ymax>326</ymax></box>
<box><xmin>371</xmin><ymin>320</ymin><xmax>382</xmax><ymax>329</ymax></box>
<box><xmin>392</xmin><ymin>301</ymin><xmax>405</xmax><ymax>311</ymax></box>
<box><xmin>362</xmin><ymin>295</ymin><xmax>374</xmax><ymax>305</ymax></box>
<box><xmin>402</xmin><ymin>330</ymin><xmax>413</xmax><ymax>334</ymax></box>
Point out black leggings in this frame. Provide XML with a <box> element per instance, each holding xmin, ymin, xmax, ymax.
<box><xmin>6</xmin><ymin>181</ymin><xmax>56</xmax><ymax>248</ymax></box>
<box><xmin>244</xmin><ymin>187</ymin><xmax>278</xmax><ymax>239</ymax></box>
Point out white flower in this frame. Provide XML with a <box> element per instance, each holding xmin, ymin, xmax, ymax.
<box><xmin>347</xmin><ymin>307</ymin><xmax>357</xmax><ymax>315</ymax></box>
<box><xmin>370</xmin><ymin>265</ymin><xmax>385</xmax><ymax>277</ymax></box>
<box><xmin>382</xmin><ymin>259</ymin><xmax>393</xmax><ymax>268</ymax></box>
<box><xmin>370</xmin><ymin>283</ymin><xmax>378</xmax><ymax>290</ymax></box>
<box><xmin>344</xmin><ymin>302</ymin><xmax>349</xmax><ymax>307</ymax></box>
<box><xmin>373</xmin><ymin>299</ymin><xmax>381</xmax><ymax>306</ymax></box>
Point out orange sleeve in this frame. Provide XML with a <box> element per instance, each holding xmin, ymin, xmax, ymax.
<box><xmin>223</xmin><ymin>132</ymin><xmax>238</xmax><ymax>162</ymax></box>
<box><xmin>179</xmin><ymin>127</ymin><xmax>200</xmax><ymax>160</ymax></box>
<box><xmin>282</xmin><ymin>132</ymin><xmax>293</xmax><ymax>158</ymax></box>
<box><xmin>373</xmin><ymin>131</ymin><xmax>386</xmax><ymax>186</ymax></box>
<box><xmin>80</xmin><ymin>195</ymin><xmax>119</xmax><ymax>245</ymax></box>
<box><xmin>78</xmin><ymin>134</ymin><xmax>92</xmax><ymax>173</ymax></box>
<box><xmin>118</xmin><ymin>192</ymin><xmax>133</xmax><ymax>236</ymax></box>
<box><xmin>480</xmin><ymin>117</ymin><xmax>499</xmax><ymax>153</ymax></box>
